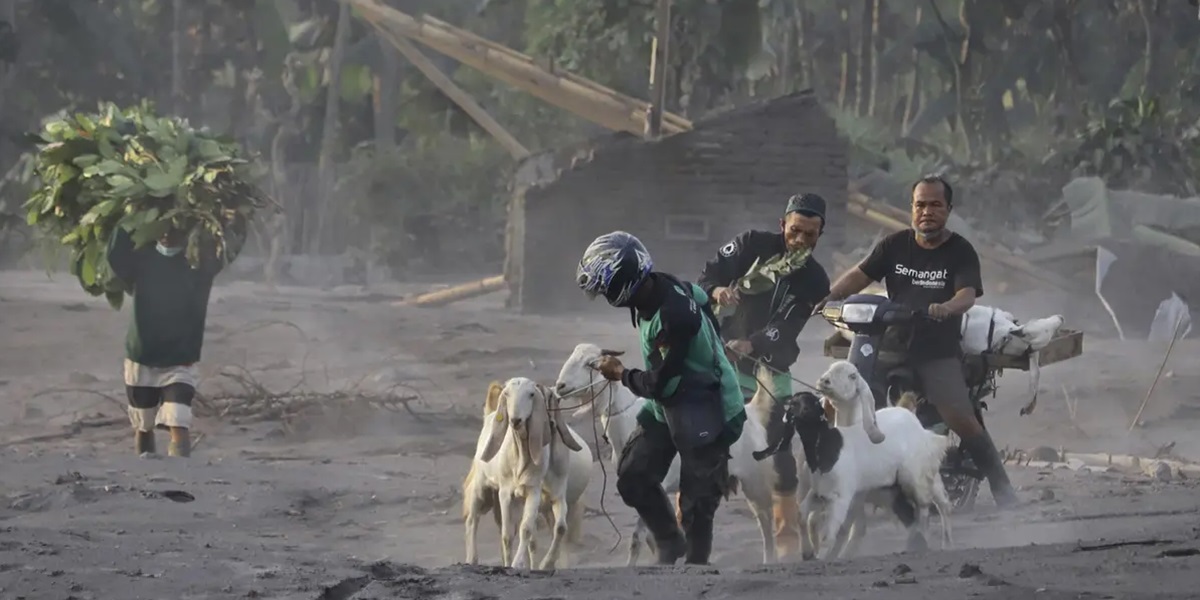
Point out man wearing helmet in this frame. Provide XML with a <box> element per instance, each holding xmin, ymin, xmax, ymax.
<box><xmin>696</xmin><ymin>192</ymin><xmax>830</xmax><ymax>561</ymax></box>
<box><xmin>580</xmin><ymin>231</ymin><xmax>748</xmax><ymax>566</ymax></box>
<box><xmin>815</xmin><ymin>174</ymin><xmax>1019</xmax><ymax>508</ymax></box>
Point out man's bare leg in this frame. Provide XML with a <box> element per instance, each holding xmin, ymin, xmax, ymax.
<box><xmin>168</xmin><ymin>427</ymin><xmax>191</xmax><ymax>457</ymax></box>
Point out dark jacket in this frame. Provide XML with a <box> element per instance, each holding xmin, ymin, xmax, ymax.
<box><xmin>623</xmin><ymin>272</ymin><xmax>747</xmax><ymax>448</ymax></box>
<box><xmin>697</xmin><ymin>230</ymin><xmax>830</xmax><ymax>373</ymax></box>
<box><xmin>107</xmin><ymin>226</ymin><xmax>244</xmax><ymax>367</ymax></box>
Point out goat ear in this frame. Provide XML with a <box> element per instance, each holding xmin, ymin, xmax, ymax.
<box><xmin>527</xmin><ymin>392</ymin><xmax>548</xmax><ymax>471</ymax></box>
<box><xmin>548</xmin><ymin>391</ymin><xmax>584</xmax><ymax>452</ymax></box>
<box><xmin>479</xmin><ymin>402</ymin><xmax>508</xmax><ymax>462</ymax></box>
<box><xmin>484</xmin><ymin>381</ymin><xmax>503</xmax><ymax>416</ymax></box>
<box><xmin>856</xmin><ymin>376</ymin><xmax>886</xmax><ymax>444</ymax></box>
<box><xmin>599</xmin><ymin>349</ymin><xmax>625</xmax><ymax>357</ymax></box>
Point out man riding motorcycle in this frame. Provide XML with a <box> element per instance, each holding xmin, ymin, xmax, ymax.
<box><xmin>814</xmin><ymin>175</ymin><xmax>1019</xmax><ymax>509</ymax></box>
<box><xmin>696</xmin><ymin>193</ymin><xmax>830</xmax><ymax>560</ymax></box>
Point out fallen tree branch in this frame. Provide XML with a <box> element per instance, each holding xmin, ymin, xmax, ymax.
<box><xmin>1076</xmin><ymin>539</ymin><xmax>1173</xmax><ymax>552</ymax></box>
<box><xmin>1059</xmin><ymin>384</ymin><xmax>1088</xmax><ymax>438</ymax></box>
<box><xmin>1130</xmin><ymin>311</ymin><xmax>1186</xmax><ymax>431</ymax></box>
<box><xmin>195</xmin><ymin>365</ymin><xmax>426</xmax><ymax>434</ymax></box>
<box><xmin>211</xmin><ymin>318</ymin><xmax>309</xmax><ymax>344</ymax></box>
<box><xmin>30</xmin><ymin>388</ymin><xmax>126</xmax><ymax>410</ymax></box>
<box><xmin>0</xmin><ymin>417</ymin><xmax>127</xmax><ymax>449</ymax></box>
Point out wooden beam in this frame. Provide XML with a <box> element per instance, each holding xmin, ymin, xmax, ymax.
<box><xmin>645</xmin><ymin>0</ymin><xmax>671</xmax><ymax>139</ymax></box>
<box><xmin>398</xmin><ymin>275</ymin><xmax>506</xmax><ymax>308</ymax></box>
<box><xmin>378</xmin><ymin>28</ymin><xmax>530</xmax><ymax>160</ymax></box>
<box><xmin>343</xmin><ymin>0</ymin><xmax>693</xmax><ymax>137</ymax></box>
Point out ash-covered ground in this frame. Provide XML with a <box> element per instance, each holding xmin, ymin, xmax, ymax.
<box><xmin>2</xmin><ymin>271</ymin><xmax>1199</xmax><ymax>600</ymax></box>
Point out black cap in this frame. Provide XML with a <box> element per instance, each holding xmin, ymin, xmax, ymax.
<box><xmin>785</xmin><ymin>193</ymin><xmax>826</xmax><ymax>222</ymax></box>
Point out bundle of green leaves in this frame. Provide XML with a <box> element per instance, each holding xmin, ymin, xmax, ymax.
<box><xmin>713</xmin><ymin>247</ymin><xmax>811</xmax><ymax>319</ymax></box>
<box><xmin>22</xmin><ymin>100</ymin><xmax>273</xmax><ymax>309</ymax></box>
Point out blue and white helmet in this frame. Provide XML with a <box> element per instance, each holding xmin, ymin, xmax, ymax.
<box><xmin>576</xmin><ymin>231</ymin><xmax>654</xmax><ymax>307</ymax></box>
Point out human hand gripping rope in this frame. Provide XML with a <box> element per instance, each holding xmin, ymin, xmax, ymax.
<box><xmin>546</xmin><ymin>349</ymin><xmax>824</xmax><ymax>553</ymax></box>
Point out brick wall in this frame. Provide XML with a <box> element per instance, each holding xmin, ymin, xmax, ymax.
<box><xmin>509</xmin><ymin>90</ymin><xmax>848</xmax><ymax>314</ymax></box>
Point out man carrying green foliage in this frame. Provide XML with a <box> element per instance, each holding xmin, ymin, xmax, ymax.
<box><xmin>21</xmin><ymin>101</ymin><xmax>270</xmax><ymax>457</ymax></box>
<box><xmin>108</xmin><ymin>222</ymin><xmax>244</xmax><ymax>457</ymax></box>
<box><xmin>695</xmin><ymin>192</ymin><xmax>830</xmax><ymax>561</ymax></box>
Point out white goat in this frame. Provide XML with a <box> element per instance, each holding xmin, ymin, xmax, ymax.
<box><xmin>792</xmin><ymin>361</ymin><xmax>953</xmax><ymax>560</ymax></box>
<box><xmin>466</xmin><ymin>377</ymin><xmax>593</xmax><ymax>569</ymax></box>
<box><xmin>812</xmin><ymin>360</ymin><xmax>924</xmax><ymax>559</ymax></box>
<box><xmin>462</xmin><ymin>381</ymin><xmax>590</xmax><ymax>565</ymax></box>
<box><xmin>960</xmin><ymin>306</ymin><xmax>1064</xmax><ymax>356</ymax></box>
<box><xmin>555</xmin><ymin>343</ymin><xmax>778</xmax><ymax>565</ymax></box>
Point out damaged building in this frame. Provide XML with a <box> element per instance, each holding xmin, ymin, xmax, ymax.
<box><xmin>504</xmin><ymin>89</ymin><xmax>848</xmax><ymax>314</ymax></box>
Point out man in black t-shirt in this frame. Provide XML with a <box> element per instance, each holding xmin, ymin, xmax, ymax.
<box><xmin>814</xmin><ymin>175</ymin><xmax>1018</xmax><ymax>508</ymax></box>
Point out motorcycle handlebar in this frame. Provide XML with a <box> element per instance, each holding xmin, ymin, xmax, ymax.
<box><xmin>820</xmin><ymin>300</ymin><xmax>940</xmax><ymax>324</ymax></box>
<box><xmin>904</xmin><ymin>304</ymin><xmax>946</xmax><ymax>322</ymax></box>
<box><xmin>819</xmin><ymin>299</ymin><xmax>942</xmax><ymax>322</ymax></box>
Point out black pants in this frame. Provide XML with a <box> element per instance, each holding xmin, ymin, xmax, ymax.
<box><xmin>913</xmin><ymin>357</ymin><xmax>1015</xmax><ymax>502</ymax></box>
<box><xmin>126</xmin><ymin>383</ymin><xmax>195</xmax><ymax>429</ymax></box>
<box><xmin>763</xmin><ymin>399</ymin><xmax>798</xmax><ymax>494</ymax></box>
<box><xmin>911</xmin><ymin>358</ymin><xmax>984</xmax><ymax>438</ymax></box>
<box><xmin>616</xmin><ymin>418</ymin><xmax>730</xmax><ymax>563</ymax></box>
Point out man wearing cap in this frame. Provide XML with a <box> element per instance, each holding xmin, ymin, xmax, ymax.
<box><xmin>696</xmin><ymin>192</ymin><xmax>831</xmax><ymax>561</ymax></box>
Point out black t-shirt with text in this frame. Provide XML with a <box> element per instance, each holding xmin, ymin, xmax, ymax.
<box><xmin>858</xmin><ymin>230</ymin><xmax>983</xmax><ymax>360</ymax></box>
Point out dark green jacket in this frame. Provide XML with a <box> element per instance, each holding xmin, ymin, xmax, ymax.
<box><xmin>621</xmin><ymin>273</ymin><xmax>747</xmax><ymax>446</ymax></box>
<box><xmin>107</xmin><ymin>227</ymin><xmax>243</xmax><ymax>367</ymax></box>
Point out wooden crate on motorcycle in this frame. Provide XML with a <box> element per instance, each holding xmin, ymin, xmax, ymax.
<box><xmin>1031</xmin><ymin>328</ymin><xmax>1085</xmax><ymax>368</ymax></box>
<box><xmin>822</xmin><ymin>328</ymin><xmax>1084</xmax><ymax>372</ymax></box>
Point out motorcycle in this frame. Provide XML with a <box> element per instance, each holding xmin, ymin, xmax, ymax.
<box><xmin>817</xmin><ymin>293</ymin><xmax>1082</xmax><ymax>511</ymax></box>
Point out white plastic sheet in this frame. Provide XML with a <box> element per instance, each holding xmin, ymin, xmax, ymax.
<box><xmin>1148</xmin><ymin>293</ymin><xmax>1193</xmax><ymax>343</ymax></box>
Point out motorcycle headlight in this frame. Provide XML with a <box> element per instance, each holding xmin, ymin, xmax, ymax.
<box><xmin>840</xmin><ymin>303</ymin><xmax>878</xmax><ymax>324</ymax></box>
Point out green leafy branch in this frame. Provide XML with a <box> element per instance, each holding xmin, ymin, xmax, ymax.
<box><xmin>22</xmin><ymin>100</ymin><xmax>275</xmax><ymax>308</ymax></box>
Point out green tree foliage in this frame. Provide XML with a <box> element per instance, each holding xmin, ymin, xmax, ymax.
<box><xmin>519</xmin><ymin>0</ymin><xmax>769</xmax><ymax>115</ymax></box>
<box><xmin>1055</xmin><ymin>97</ymin><xmax>1200</xmax><ymax>197</ymax></box>
<box><xmin>4</xmin><ymin>0</ymin><xmax>1200</xmax><ymax>274</ymax></box>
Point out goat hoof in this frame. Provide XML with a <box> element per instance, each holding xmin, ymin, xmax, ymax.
<box><xmin>801</xmin><ymin>551</ymin><xmax>816</xmax><ymax>561</ymax></box>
